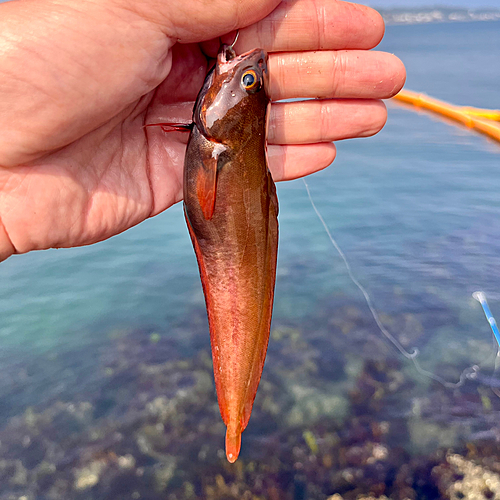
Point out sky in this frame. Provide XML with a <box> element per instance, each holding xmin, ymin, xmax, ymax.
<box><xmin>357</xmin><ymin>0</ymin><xmax>500</xmax><ymax>7</ymax></box>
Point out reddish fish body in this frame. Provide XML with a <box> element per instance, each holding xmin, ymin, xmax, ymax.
<box><xmin>183</xmin><ymin>45</ymin><xmax>278</xmax><ymax>463</ymax></box>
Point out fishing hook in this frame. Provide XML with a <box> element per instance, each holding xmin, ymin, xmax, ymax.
<box><xmin>229</xmin><ymin>30</ymin><xmax>239</xmax><ymax>50</ymax></box>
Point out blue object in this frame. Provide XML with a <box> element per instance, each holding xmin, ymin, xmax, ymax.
<box><xmin>473</xmin><ymin>292</ymin><xmax>500</xmax><ymax>347</ymax></box>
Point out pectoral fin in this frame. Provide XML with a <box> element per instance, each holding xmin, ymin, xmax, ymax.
<box><xmin>196</xmin><ymin>156</ymin><xmax>217</xmax><ymax>220</ymax></box>
<box><xmin>144</xmin><ymin>122</ymin><xmax>193</xmax><ymax>132</ymax></box>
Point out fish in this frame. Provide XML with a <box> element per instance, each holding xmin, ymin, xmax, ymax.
<box><xmin>183</xmin><ymin>44</ymin><xmax>278</xmax><ymax>463</ymax></box>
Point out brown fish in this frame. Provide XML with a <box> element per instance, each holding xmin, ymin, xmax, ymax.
<box><xmin>183</xmin><ymin>44</ymin><xmax>278</xmax><ymax>463</ymax></box>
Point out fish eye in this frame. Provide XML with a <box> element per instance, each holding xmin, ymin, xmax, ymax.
<box><xmin>241</xmin><ymin>69</ymin><xmax>259</xmax><ymax>90</ymax></box>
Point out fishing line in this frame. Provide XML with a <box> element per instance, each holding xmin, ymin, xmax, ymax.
<box><xmin>303</xmin><ymin>178</ymin><xmax>477</xmax><ymax>389</ymax></box>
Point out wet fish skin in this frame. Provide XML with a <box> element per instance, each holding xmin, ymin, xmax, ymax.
<box><xmin>183</xmin><ymin>45</ymin><xmax>278</xmax><ymax>463</ymax></box>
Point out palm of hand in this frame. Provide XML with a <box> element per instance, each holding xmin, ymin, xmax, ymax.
<box><xmin>1</xmin><ymin>43</ymin><xmax>209</xmax><ymax>254</ymax></box>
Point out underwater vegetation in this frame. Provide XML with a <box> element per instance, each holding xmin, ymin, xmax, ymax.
<box><xmin>0</xmin><ymin>292</ymin><xmax>500</xmax><ymax>499</ymax></box>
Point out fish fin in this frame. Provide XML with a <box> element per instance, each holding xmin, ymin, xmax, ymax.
<box><xmin>240</xmin><ymin>172</ymin><xmax>279</xmax><ymax>430</ymax></box>
<box><xmin>184</xmin><ymin>205</ymin><xmax>214</xmax><ymax>319</ymax></box>
<box><xmin>144</xmin><ymin>122</ymin><xmax>193</xmax><ymax>132</ymax></box>
<box><xmin>196</xmin><ymin>156</ymin><xmax>218</xmax><ymax>220</ymax></box>
<box><xmin>185</xmin><ymin>205</ymin><xmax>230</xmax><ymax>428</ymax></box>
<box><xmin>225</xmin><ymin>425</ymin><xmax>242</xmax><ymax>463</ymax></box>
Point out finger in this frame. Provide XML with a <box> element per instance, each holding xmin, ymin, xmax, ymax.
<box><xmin>268</xmin><ymin>99</ymin><xmax>387</xmax><ymax>144</ymax></box>
<box><xmin>236</xmin><ymin>0</ymin><xmax>385</xmax><ymax>53</ymax></box>
<box><xmin>267</xmin><ymin>143</ymin><xmax>336</xmax><ymax>181</ymax></box>
<box><xmin>147</xmin><ymin>98</ymin><xmax>387</xmax><ymax>145</ymax></box>
<box><xmin>147</xmin><ymin>140</ymin><xmax>336</xmax><ymax>211</ymax></box>
<box><xmin>269</xmin><ymin>50</ymin><xmax>406</xmax><ymax>101</ymax></box>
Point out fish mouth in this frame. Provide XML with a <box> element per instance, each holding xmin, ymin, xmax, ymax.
<box><xmin>217</xmin><ymin>46</ymin><xmax>268</xmax><ymax>76</ymax></box>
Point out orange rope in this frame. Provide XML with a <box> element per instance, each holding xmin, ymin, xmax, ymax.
<box><xmin>392</xmin><ymin>90</ymin><xmax>500</xmax><ymax>144</ymax></box>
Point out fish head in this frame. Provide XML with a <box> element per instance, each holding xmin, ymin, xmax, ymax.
<box><xmin>193</xmin><ymin>46</ymin><xmax>269</xmax><ymax>145</ymax></box>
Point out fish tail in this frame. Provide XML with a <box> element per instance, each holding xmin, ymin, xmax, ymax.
<box><xmin>225</xmin><ymin>423</ymin><xmax>242</xmax><ymax>463</ymax></box>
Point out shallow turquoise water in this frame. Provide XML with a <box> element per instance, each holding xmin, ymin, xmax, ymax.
<box><xmin>1</xmin><ymin>20</ymin><xmax>500</xmax><ymax>456</ymax></box>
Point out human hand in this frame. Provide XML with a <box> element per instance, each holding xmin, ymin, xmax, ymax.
<box><xmin>0</xmin><ymin>0</ymin><xmax>405</xmax><ymax>261</ymax></box>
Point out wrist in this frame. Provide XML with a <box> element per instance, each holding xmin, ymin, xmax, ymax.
<box><xmin>0</xmin><ymin>216</ymin><xmax>15</xmax><ymax>262</ymax></box>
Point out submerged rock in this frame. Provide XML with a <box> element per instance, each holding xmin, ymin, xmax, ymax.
<box><xmin>434</xmin><ymin>453</ymin><xmax>500</xmax><ymax>500</ymax></box>
<box><xmin>0</xmin><ymin>298</ymin><xmax>500</xmax><ymax>499</ymax></box>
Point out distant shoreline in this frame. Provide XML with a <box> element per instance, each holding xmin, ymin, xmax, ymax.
<box><xmin>377</xmin><ymin>8</ymin><xmax>500</xmax><ymax>25</ymax></box>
